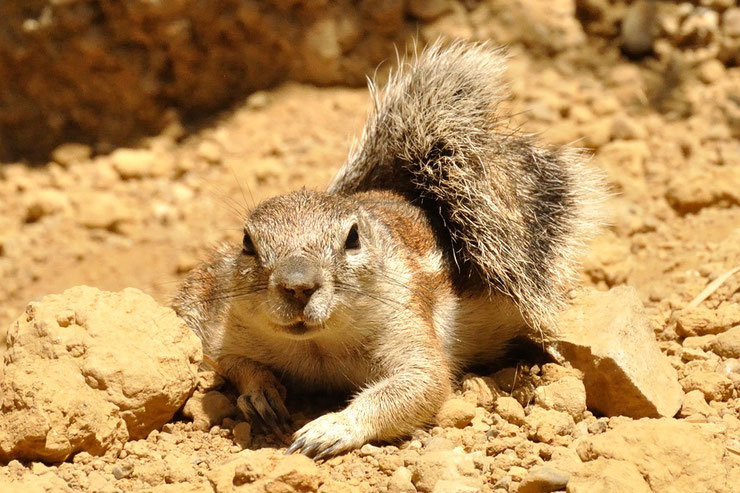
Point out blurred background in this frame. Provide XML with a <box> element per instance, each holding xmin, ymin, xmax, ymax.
<box><xmin>0</xmin><ymin>1</ymin><xmax>738</xmax><ymax>336</ymax></box>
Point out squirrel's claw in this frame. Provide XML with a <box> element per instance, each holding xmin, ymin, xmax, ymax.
<box><xmin>237</xmin><ymin>388</ymin><xmax>291</xmax><ymax>439</ymax></box>
<box><xmin>286</xmin><ymin>411</ymin><xmax>364</xmax><ymax>460</ymax></box>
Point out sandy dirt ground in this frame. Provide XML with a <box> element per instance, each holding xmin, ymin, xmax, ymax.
<box><xmin>1</xmin><ymin>2</ymin><xmax>739</xmax><ymax>492</ymax></box>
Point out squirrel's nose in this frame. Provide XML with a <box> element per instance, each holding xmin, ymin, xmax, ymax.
<box><xmin>272</xmin><ymin>256</ymin><xmax>322</xmax><ymax>306</ymax></box>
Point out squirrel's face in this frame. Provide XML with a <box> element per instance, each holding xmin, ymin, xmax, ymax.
<box><xmin>234</xmin><ymin>190</ymin><xmax>381</xmax><ymax>340</ymax></box>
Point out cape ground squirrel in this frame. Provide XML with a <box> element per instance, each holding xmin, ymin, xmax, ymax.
<box><xmin>173</xmin><ymin>41</ymin><xmax>605</xmax><ymax>459</ymax></box>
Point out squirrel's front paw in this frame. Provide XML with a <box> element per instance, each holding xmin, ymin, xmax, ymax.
<box><xmin>236</xmin><ymin>375</ymin><xmax>290</xmax><ymax>437</ymax></box>
<box><xmin>286</xmin><ymin>411</ymin><xmax>366</xmax><ymax>459</ymax></box>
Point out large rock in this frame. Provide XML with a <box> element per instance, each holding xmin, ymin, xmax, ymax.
<box><xmin>0</xmin><ymin>286</ymin><xmax>202</xmax><ymax>462</ymax></box>
<box><xmin>576</xmin><ymin>419</ymin><xmax>728</xmax><ymax>492</ymax></box>
<box><xmin>547</xmin><ymin>287</ymin><xmax>683</xmax><ymax>418</ymax></box>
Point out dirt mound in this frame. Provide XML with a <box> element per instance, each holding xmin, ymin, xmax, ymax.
<box><xmin>0</xmin><ymin>286</ymin><xmax>201</xmax><ymax>462</ymax></box>
<box><xmin>0</xmin><ymin>0</ymin><xmax>418</xmax><ymax>162</ymax></box>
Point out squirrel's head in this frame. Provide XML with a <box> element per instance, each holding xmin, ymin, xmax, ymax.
<box><xmin>234</xmin><ymin>189</ymin><xmax>381</xmax><ymax>340</ymax></box>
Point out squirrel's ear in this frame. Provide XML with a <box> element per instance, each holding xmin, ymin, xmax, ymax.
<box><xmin>242</xmin><ymin>231</ymin><xmax>257</xmax><ymax>255</ymax></box>
<box><xmin>344</xmin><ymin>223</ymin><xmax>360</xmax><ymax>251</ymax></box>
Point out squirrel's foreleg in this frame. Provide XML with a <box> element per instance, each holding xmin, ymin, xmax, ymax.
<box><xmin>287</xmin><ymin>319</ymin><xmax>452</xmax><ymax>458</ymax></box>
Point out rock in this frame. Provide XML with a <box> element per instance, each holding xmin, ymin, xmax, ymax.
<box><xmin>709</xmin><ymin>326</ymin><xmax>740</xmax><ymax>358</ymax></box>
<box><xmin>518</xmin><ymin>465</ymin><xmax>570</xmax><ymax>493</ymax></box>
<box><xmin>724</xmin><ymin>8</ymin><xmax>740</xmax><ymax>38</ymax></box>
<box><xmin>407</xmin><ymin>0</ymin><xmax>451</xmax><ymax>21</ymax></box>
<box><xmin>410</xmin><ymin>449</ymin><xmax>482</xmax><ymax>493</ymax></box>
<box><xmin>492</xmin><ymin>475</ymin><xmax>512</xmax><ymax>490</ymax></box>
<box><xmin>208</xmin><ymin>448</ymin><xmax>320</xmax><ymax>493</ymax></box>
<box><xmin>51</xmin><ymin>143</ymin><xmax>92</xmax><ymax>167</ymax></box>
<box><xmin>232</xmin><ymin>421</ymin><xmax>252</xmax><ymax>449</ymax></box>
<box><xmin>420</xmin><ymin>2</ymin><xmax>473</xmax><ymax>41</ymax></box>
<box><xmin>576</xmin><ymin>418</ymin><xmax>727</xmax><ymax>492</ymax></box>
<box><xmin>682</xmin><ymin>347</ymin><xmax>713</xmax><ymax>364</ymax></box>
<box><xmin>666</xmin><ymin>166</ymin><xmax>740</xmax><ymax>215</ymax></box>
<box><xmin>436</xmin><ymin>398</ymin><xmax>476</xmax><ymax>428</ymax></box>
<box><xmin>581</xmin><ymin>118</ymin><xmax>612</xmax><ymax>149</ymax></box>
<box><xmin>492</xmin><ymin>367</ymin><xmax>519</xmax><ymax>393</ymax></box>
<box><xmin>678</xmin><ymin>7</ymin><xmax>720</xmax><ymax>46</ymax></box>
<box><xmin>595</xmin><ymin>141</ymin><xmax>649</xmax><ymax>192</ymax></box>
<box><xmin>298</xmin><ymin>18</ymin><xmax>342</xmax><ymax>83</ymax></box>
<box><xmin>533</xmin><ymin>376</ymin><xmax>587</xmax><ymax>421</ymax></box>
<box><xmin>680</xmin><ymin>371</ymin><xmax>733</xmax><ymax>402</ymax></box>
<box><xmin>0</xmin><ymin>286</ymin><xmax>201</xmax><ymax>462</ymax></box>
<box><xmin>197</xmin><ymin>370</ymin><xmax>226</xmax><ymax>392</ymax></box>
<box><xmin>682</xmin><ymin>335</ymin><xmax>715</xmax><ymax>351</ymax></box>
<box><xmin>461</xmin><ymin>374</ymin><xmax>501</xmax><ymax>410</ymax></box>
<box><xmin>73</xmin><ymin>192</ymin><xmax>134</xmax><ymax>232</ymax></box>
<box><xmin>568</xmin><ymin>458</ymin><xmax>650</xmax><ymax>493</ymax></box>
<box><xmin>182</xmin><ymin>391</ymin><xmax>236</xmax><ymax>431</ymax></box>
<box><xmin>87</xmin><ymin>471</ymin><xmax>117</xmax><ymax>492</ymax></box>
<box><xmin>387</xmin><ymin>466</ymin><xmax>416</xmax><ymax>493</ymax></box>
<box><xmin>424</xmin><ymin>437</ymin><xmax>456</xmax><ymax>452</ymax></box>
<box><xmin>359</xmin><ymin>443</ymin><xmax>382</xmax><ymax>457</ymax></box>
<box><xmin>246</xmin><ymin>91</ymin><xmax>270</xmax><ymax>110</ymax></box>
<box><xmin>495</xmin><ymin>396</ymin><xmax>525</xmax><ymax>425</ymax></box>
<box><xmin>508</xmin><ymin>466</ymin><xmax>527</xmax><ymax>481</ymax></box>
<box><xmin>0</xmin><ymin>472</ymin><xmax>74</xmax><ymax>493</ymax></box>
<box><xmin>196</xmin><ymin>141</ymin><xmax>222</xmax><ymax>164</ymax></box>
<box><xmin>547</xmin><ymin>287</ymin><xmax>683</xmax><ymax>418</ymax></box>
<box><xmin>548</xmin><ymin>446</ymin><xmax>582</xmax><ymax>474</ymax></box>
<box><xmin>678</xmin><ymin>390</ymin><xmax>716</xmax><ymax>418</ymax></box>
<box><xmin>620</xmin><ymin>0</ymin><xmax>656</xmax><ymax>58</ymax></box>
<box><xmin>133</xmin><ymin>458</ymin><xmax>167</xmax><ymax>486</ymax></box>
<box><xmin>539</xmin><ymin>364</ymin><xmax>583</xmax><ymax>385</ymax></box>
<box><xmin>607</xmin><ymin>198</ymin><xmax>656</xmax><ymax>236</ymax></box>
<box><xmin>113</xmin><ymin>461</ymin><xmax>135</xmax><ymax>479</ymax></box>
<box><xmin>610</xmin><ymin>116</ymin><xmax>646</xmax><ymax>141</ymax></box>
<box><xmin>722</xmin><ymin>358</ymin><xmax>740</xmax><ymax>378</ymax></box>
<box><xmin>271</xmin><ymin>454</ymin><xmax>321</xmax><ymax>492</ymax></box>
<box><xmin>146</xmin><ymin>484</ymin><xmax>210</xmax><ymax>493</ymax></box>
<box><xmin>23</xmin><ymin>189</ymin><xmax>71</xmax><ymax>222</ymax></box>
<box><xmin>517</xmin><ymin>0</ymin><xmax>586</xmax><ymax>53</ymax></box>
<box><xmin>675</xmin><ymin>304</ymin><xmax>740</xmax><ymax>337</ymax></box>
<box><xmin>582</xmin><ymin>232</ymin><xmax>633</xmax><ymax>286</ymax></box>
<box><xmin>110</xmin><ymin>148</ymin><xmax>174</xmax><ymax>179</ymax></box>
<box><xmin>697</xmin><ymin>60</ymin><xmax>725</xmax><ymax>84</ymax></box>
<box><xmin>163</xmin><ymin>453</ymin><xmax>198</xmax><ymax>484</ymax></box>
<box><xmin>722</xmin><ymin>8</ymin><xmax>740</xmax><ymax>63</ymax></box>
<box><xmin>524</xmin><ymin>408</ymin><xmax>576</xmax><ymax>445</ymax></box>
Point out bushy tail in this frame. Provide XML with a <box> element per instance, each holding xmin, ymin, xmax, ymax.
<box><xmin>329</xmin><ymin>41</ymin><xmax>606</xmax><ymax>329</ymax></box>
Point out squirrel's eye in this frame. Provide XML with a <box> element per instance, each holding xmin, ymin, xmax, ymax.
<box><xmin>242</xmin><ymin>232</ymin><xmax>256</xmax><ymax>256</ymax></box>
<box><xmin>345</xmin><ymin>224</ymin><xmax>360</xmax><ymax>251</ymax></box>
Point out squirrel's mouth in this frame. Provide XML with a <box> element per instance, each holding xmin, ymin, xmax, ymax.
<box><xmin>282</xmin><ymin>321</ymin><xmax>309</xmax><ymax>335</ymax></box>
<box><xmin>274</xmin><ymin>320</ymin><xmax>325</xmax><ymax>338</ymax></box>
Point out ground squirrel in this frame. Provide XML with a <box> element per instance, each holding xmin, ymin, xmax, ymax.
<box><xmin>173</xmin><ymin>41</ymin><xmax>605</xmax><ymax>459</ymax></box>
